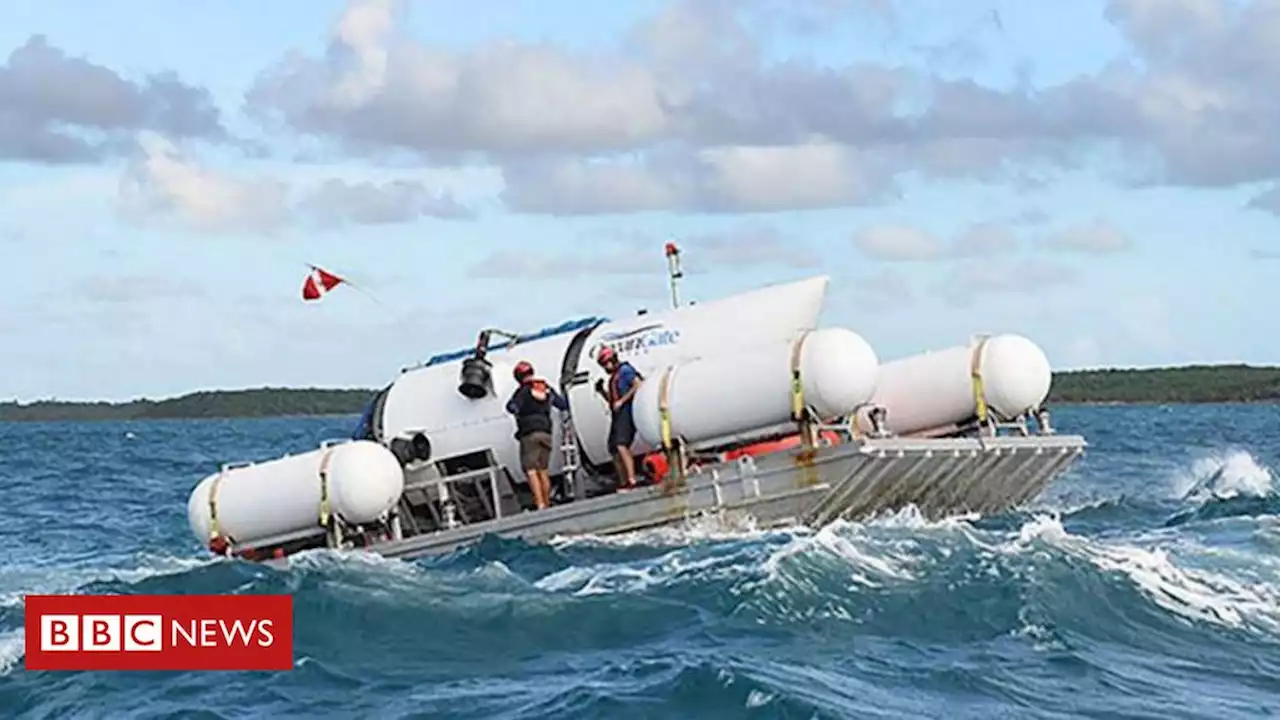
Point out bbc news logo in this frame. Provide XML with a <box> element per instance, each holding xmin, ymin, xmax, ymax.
<box><xmin>41</xmin><ymin>614</ymin><xmax>276</xmax><ymax>652</ymax></box>
<box><xmin>25</xmin><ymin>594</ymin><xmax>293</xmax><ymax>671</ymax></box>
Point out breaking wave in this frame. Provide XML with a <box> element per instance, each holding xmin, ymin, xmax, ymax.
<box><xmin>5</xmin><ymin>507</ymin><xmax>1280</xmax><ymax>717</ymax></box>
<box><xmin>2</xmin><ymin>410</ymin><xmax>1280</xmax><ymax>718</ymax></box>
<box><xmin>1164</xmin><ymin>448</ymin><xmax>1280</xmax><ymax>528</ymax></box>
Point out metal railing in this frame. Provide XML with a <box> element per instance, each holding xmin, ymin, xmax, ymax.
<box><xmin>403</xmin><ymin>464</ymin><xmax>506</xmax><ymax>529</ymax></box>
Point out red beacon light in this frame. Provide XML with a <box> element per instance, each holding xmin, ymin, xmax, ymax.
<box><xmin>664</xmin><ymin>242</ymin><xmax>679</xmax><ymax>256</ymax></box>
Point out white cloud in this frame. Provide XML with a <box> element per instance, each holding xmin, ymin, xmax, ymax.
<box><xmin>853</xmin><ymin>225</ymin><xmax>944</xmax><ymax>261</ymax></box>
<box><xmin>226</xmin><ymin>0</ymin><xmax>1280</xmax><ymax>216</ymax></box>
<box><xmin>854</xmin><ymin>216</ymin><xmax>1137</xmax><ymax>264</ymax></box>
<box><xmin>951</xmin><ymin>221</ymin><xmax>1020</xmax><ymax>257</ymax></box>
<box><xmin>853</xmin><ymin>219</ymin><xmax>1026</xmax><ymax>262</ymax></box>
<box><xmin>469</xmin><ymin>247</ymin><xmax>652</xmax><ymax>280</ymax></box>
<box><xmin>326</xmin><ymin>0</ymin><xmax>398</xmax><ymax>109</ymax></box>
<box><xmin>9</xmin><ymin>0</ymin><xmax>1272</xmax><ymax>398</ymax></box>
<box><xmin>9</xmin><ymin>0</ymin><xmax>1280</xmax><ymax>218</ymax></box>
<box><xmin>115</xmin><ymin>134</ymin><xmax>476</xmax><ymax>233</ymax></box>
<box><xmin>679</xmin><ymin>224</ymin><xmax>822</xmax><ymax>270</ymax></box>
<box><xmin>1043</xmin><ymin>219</ymin><xmax>1133</xmax><ymax>255</ymax></box>
<box><xmin>470</xmin><ymin>223</ymin><xmax>819</xmax><ymax>279</ymax></box>
<box><xmin>500</xmin><ymin>141</ymin><xmax>898</xmax><ymax>215</ymax></box>
<box><xmin>297</xmin><ymin>179</ymin><xmax>474</xmax><ymax>224</ymax></box>
<box><xmin>247</xmin><ymin>0</ymin><xmax>670</xmax><ymax>158</ymax></box>
<box><xmin>118</xmin><ymin>132</ymin><xmax>290</xmax><ymax>234</ymax></box>
<box><xmin>79</xmin><ymin>274</ymin><xmax>205</xmax><ymax>303</ymax></box>
<box><xmin>499</xmin><ymin>156</ymin><xmax>689</xmax><ymax>216</ymax></box>
<box><xmin>1010</xmin><ymin>208</ymin><xmax>1050</xmax><ymax>226</ymax></box>
<box><xmin>931</xmin><ymin>258</ymin><xmax>1079</xmax><ymax>307</ymax></box>
<box><xmin>0</xmin><ymin>35</ymin><xmax>224</xmax><ymax>163</ymax></box>
<box><xmin>696</xmin><ymin>143</ymin><xmax>894</xmax><ymax>212</ymax></box>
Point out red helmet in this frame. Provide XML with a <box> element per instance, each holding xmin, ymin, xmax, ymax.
<box><xmin>597</xmin><ymin>346</ymin><xmax>616</xmax><ymax>366</ymax></box>
<box><xmin>513</xmin><ymin>361</ymin><xmax>534</xmax><ymax>380</ymax></box>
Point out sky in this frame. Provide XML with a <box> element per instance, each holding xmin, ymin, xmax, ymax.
<box><xmin>3</xmin><ymin>0</ymin><xmax>1279</xmax><ymax>402</ymax></box>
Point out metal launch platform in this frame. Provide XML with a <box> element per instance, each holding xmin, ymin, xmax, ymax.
<box><xmin>238</xmin><ymin>414</ymin><xmax>1086</xmax><ymax>565</ymax></box>
<box><xmin>376</xmin><ymin>430</ymin><xmax>1084</xmax><ymax>563</ymax></box>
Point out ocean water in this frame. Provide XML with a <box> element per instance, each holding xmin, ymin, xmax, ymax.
<box><xmin>1</xmin><ymin>404</ymin><xmax>1279</xmax><ymax>719</ymax></box>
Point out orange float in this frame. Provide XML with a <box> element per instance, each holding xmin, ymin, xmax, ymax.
<box><xmin>640</xmin><ymin>430</ymin><xmax>842</xmax><ymax>482</ymax></box>
<box><xmin>720</xmin><ymin>430</ymin><xmax>840</xmax><ymax>461</ymax></box>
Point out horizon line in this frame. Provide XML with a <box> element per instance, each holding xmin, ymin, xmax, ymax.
<box><xmin>4</xmin><ymin>361</ymin><xmax>1278</xmax><ymax>406</ymax></box>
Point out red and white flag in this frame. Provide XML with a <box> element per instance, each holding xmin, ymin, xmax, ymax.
<box><xmin>301</xmin><ymin>265</ymin><xmax>345</xmax><ymax>302</ymax></box>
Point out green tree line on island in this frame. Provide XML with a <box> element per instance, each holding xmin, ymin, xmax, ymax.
<box><xmin>0</xmin><ymin>388</ymin><xmax>374</xmax><ymax>422</ymax></box>
<box><xmin>1049</xmin><ymin>364</ymin><xmax>1280</xmax><ymax>404</ymax></box>
<box><xmin>2</xmin><ymin>365</ymin><xmax>1279</xmax><ymax>423</ymax></box>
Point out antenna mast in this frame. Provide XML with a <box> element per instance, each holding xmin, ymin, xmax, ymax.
<box><xmin>664</xmin><ymin>241</ymin><xmax>683</xmax><ymax>310</ymax></box>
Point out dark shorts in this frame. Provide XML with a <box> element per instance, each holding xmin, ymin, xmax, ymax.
<box><xmin>519</xmin><ymin>431</ymin><xmax>553</xmax><ymax>472</ymax></box>
<box><xmin>608</xmin><ymin>408</ymin><xmax>636</xmax><ymax>453</ymax></box>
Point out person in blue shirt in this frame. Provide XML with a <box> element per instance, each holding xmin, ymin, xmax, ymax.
<box><xmin>506</xmin><ymin>361</ymin><xmax>569</xmax><ymax>509</ymax></box>
<box><xmin>593</xmin><ymin>346</ymin><xmax>642</xmax><ymax>489</ymax></box>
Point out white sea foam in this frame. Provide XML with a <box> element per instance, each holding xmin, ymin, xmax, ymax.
<box><xmin>1012</xmin><ymin>513</ymin><xmax>1280</xmax><ymax>635</ymax></box>
<box><xmin>534</xmin><ymin>544</ymin><xmax>754</xmax><ymax>596</ymax></box>
<box><xmin>547</xmin><ymin>511</ymin><xmax>802</xmax><ymax>549</ymax></box>
<box><xmin>0</xmin><ymin>629</ymin><xmax>24</xmax><ymax>676</ymax></box>
<box><xmin>1174</xmin><ymin>448</ymin><xmax>1277</xmax><ymax>502</ymax></box>
<box><xmin>0</xmin><ymin>553</ymin><xmax>218</xmax><ymax>609</ymax></box>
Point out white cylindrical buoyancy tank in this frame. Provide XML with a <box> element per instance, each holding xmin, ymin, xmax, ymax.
<box><xmin>852</xmin><ymin>333</ymin><xmax>1052</xmax><ymax>436</ymax></box>
<box><xmin>631</xmin><ymin>327</ymin><xmax>879</xmax><ymax>449</ymax></box>
<box><xmin>186</xmin><ymin>440</ymin><xmax>405</xmax><ymax>547</ymax></box>
<box><xmin>569</xmin><ymin>275</ymin><xmax>831</xmax><ymax>464</ymax></box>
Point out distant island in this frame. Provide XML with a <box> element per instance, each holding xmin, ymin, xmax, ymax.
<box><xmin>2</xmin><ymin>365</ymin><xmax>1279</xmax><ymax>422</ymax></box>
<box><xmin>0</xmin><ymin>388</ymin><xmax>374</xmax><ymax>423</ymax></box>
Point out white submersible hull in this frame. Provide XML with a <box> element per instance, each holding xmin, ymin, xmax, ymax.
<box><xmin>185</xmin><ymin>274</ymin><xmax>1087</xmax><ymax>564</ymax></box>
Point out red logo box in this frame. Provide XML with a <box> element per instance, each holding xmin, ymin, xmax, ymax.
<box><xmin>24</xmin><ymin>594</ymin><xmax>293</xmax><ymax>671</ymax></box>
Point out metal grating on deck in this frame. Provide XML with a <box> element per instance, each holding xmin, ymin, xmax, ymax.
<box><xmin>802</xmin><ymin>435</ymin><xmax>1087</xmax><ymax>525</ymax></box>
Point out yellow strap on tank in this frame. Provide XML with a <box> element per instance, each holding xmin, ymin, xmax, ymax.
<box><xmin>969</xmin><ymin>334</ymin><xmax>991</xmax><ymax>424</ymax></box>
<box><xmin>789</xmin><ymin>330</ymin><xmax>812</xmax><ymax>422</ymax></box>
<box><xmin>658</xmin><ymin>367</ymin><xmax>674</xmax><ymax>451</ymax></box>
<box><xmin>318</xmin><ymin>446</ymin><xmax>336</xmax><ymax>527</ymax></box>
<box><xmin>208</xmin><ymin>470</ymin><xmax>227</xmax><ymax>543</ymax></box>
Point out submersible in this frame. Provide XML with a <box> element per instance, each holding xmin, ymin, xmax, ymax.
<box><xmin>185</xmin><ymin>244</ymin><xmax>1086</xmax><ymax>564</ymax></box>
